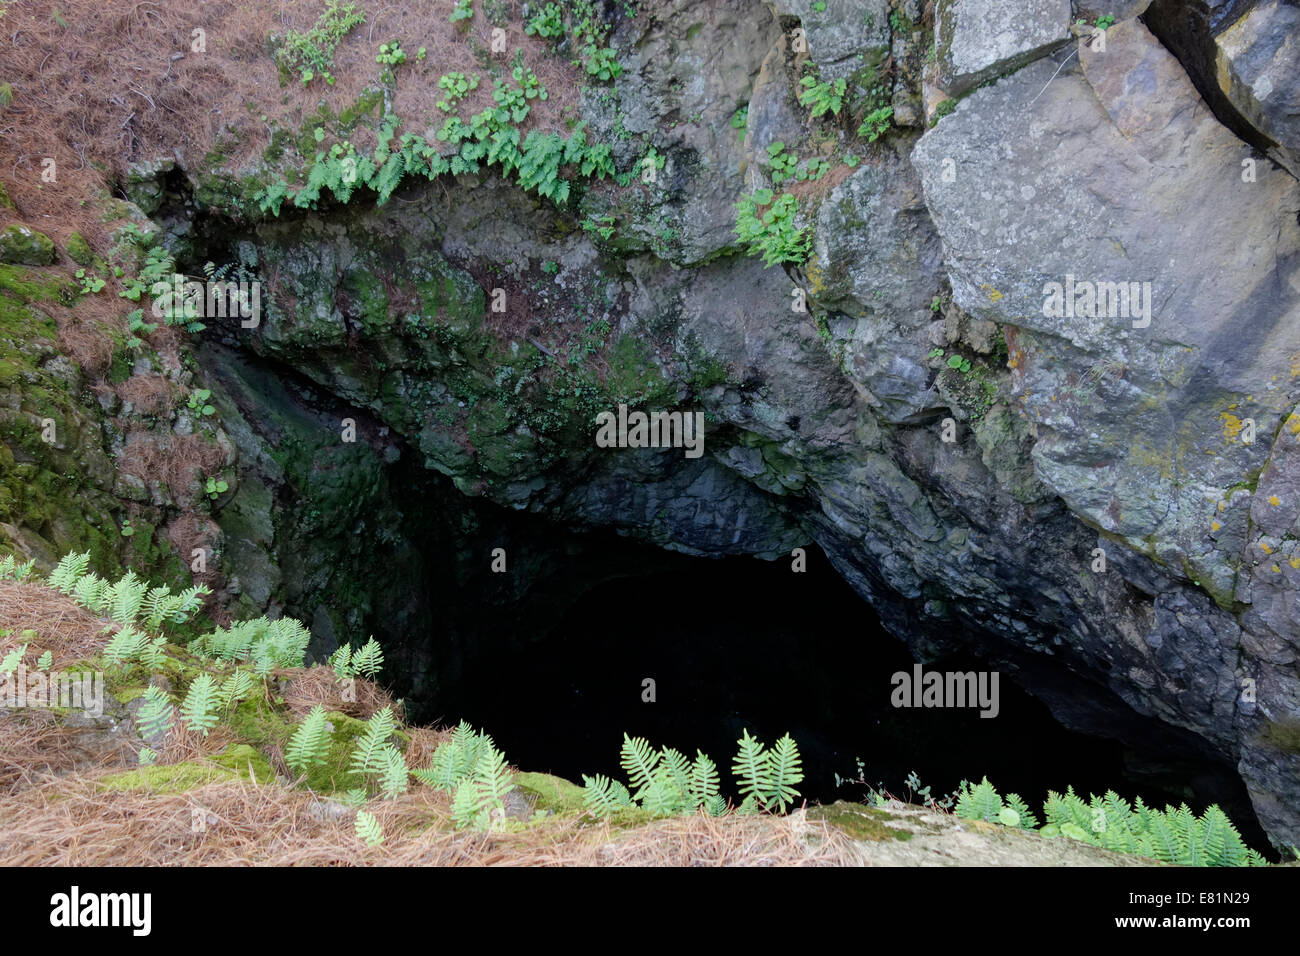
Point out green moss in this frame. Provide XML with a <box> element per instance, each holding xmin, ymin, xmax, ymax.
<box><xmin>212</xmin><ymin>743</ymin><xmax>276</xmax><ymax>783</ymax></box>
<box><xmin>0</xmin><ymin>224</ymin><xmax>56</xmax><ymax>266</ymax></box>
<box><xmin>1258</xmin><ymin>718</ymin><xmax>1300</xmax><ymax>755</ymax></box>
<box><xmin>98</xmin><ymin>759</ymin><xmax>245</xmax><ymax>793</ymax></box>
<box><xmin>603</xmin><ymin>335</ymin><xmax>676</xmax><ymax>407</ymax></box>
<box><xmin>808</xmin><ymin>801</ymin><xmax>913</xmax><ymax>841</ymax></box>
<box><xmin>0</xmin><ymin>264</ymin><xmax>124</xmax><ymax>574</ymax></box>
<box><xmin>514</xmin><ymin>771</ymin><xmax>586</xmax><ymax>814</ymax></box>
<box><xmin>64</xmin><ymin>233</ymin><xmax>95</xmax><ymax>267</ymax></box>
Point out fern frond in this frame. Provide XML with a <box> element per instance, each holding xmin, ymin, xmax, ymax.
<box><xmin>329</xmin><ymin>644</ymin><xmax>354</xmax><ymax>678</ymax></box>
<box><xmin>764</xmin><ymin>733</ymin><xmax>803</xmax><ymax>812</ymax></box>
<box><xmin>582</xmin><ymin>773</ymin><xmax>632</xmax><ymax>815</ymax></box>
<box><xmin>352</xmin><ymin>636</ymin><xmax>384</xmax><ymax>677</ymax></box>
<box><xmin>956</xmin><ymin>777</ymin><xmax>1003</xmax><ymax>823</ymax></box>
<box><xmin>731</xmin><ymin>729</ymin><xmax>771</xmax><ymax>808</ymax></box>
<box><xmin>286</xmin><ymin>705</ymin><xmax>332</xmax><ymax>773</ymax></box>
<box><xmin>179</xmin><ymin>674</ymin><xmax>219</xmax><ymax>735</ymax></box>
<box><xmin>49</xmin><ymin>552</ymin><xmax>91</xmax><ymax>593</ymax></box>
<box><xmin>620</xmin><ymin>733</ymin><xmax>660</xmax><ymax>798</ymax></box>
<box><xmin>103</xmin><ymin>624</ymin><xmax>146</xmax><ymax>665</ymax></box>
<box><xmin>688</xmin><ymin>750</ymin><xmax>720</xmax><ymax>808</ymax></box>
<box><xmin>72</xmin><ymin>573</ymin><xmax>109</xmax><ymax>613</ymax></box>
<box><xmin>378</xmin><ymin>745</ymin><xmax>409</xmax><ymax>799</ymax></box>
<box><xmin>349</xmin><ymin>706</ymin><xmax>398</xmax><ymax>776</ymax></box>
<box><xmin>138</xmin><ymin>635</ymin><xmax>167</xmax><ymax>669</ymax></box>
<box><xmin>1003</xmin><ymin>792</ymin><xmax>1039</xmax><ymax>830</ymax></box>
<box><xmin>106</xmin><ymin>571</ymin><xmax>146</xmax><ymax>624</ymax></box>
<box><xmin>355</xmin><ymin>809</ymin><xmax>384</xmax><ymax>846</ymax></box>
<box><xmin>0</xmin><ymin>644</ymin><xmax>27</xmax><ymax>675</ymax></box>
<box><xmin>217</xmin><ymin>670</ymin><xmax>254</xmax><ymax>709</ymax></box>
<box><xmin>136</xmin><ymin>686</ymin><xmax>175</xmax><ymax>741</ymax></box>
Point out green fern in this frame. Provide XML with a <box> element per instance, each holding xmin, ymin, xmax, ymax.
<box><xmin>688</xmin><ymin>750</ymin><xmax>720</xmax><ymax>809</ymax></box>
<box><xmin>619</xmin><ymin>733</ymin><xmax>661</xmax><ymax>801</ymax></box>
<box><xmin>764</xmin><ymin>734</ymin><xmax>804</xmax><ymax>812</ymax></box>
<box><xmin>956</xmin><ymin>777</ymin><xmax>1004</xmax><ymax>823</ymax></box>
<box><xmin>0</xmin><ymin>644</ymin><xmax>27</xmax><ymax>675</ymax></box>
<box><xmin>286</xmin><ymin>705</ymin><xmax>332</xmax><ymax>773</ymax></box>
<box><xmin>103</xmin><ymin>624</ymin><xmax>147</xmax><ymax>665</ymax></box>
<box><xmin>355</xmin><ymin>809</ymin><xmax>384</xmax><ymax>846</ymax></box>
<box><xmin>217</xmin><ymin>670</ymin><xmax>254</xmax><ymax>709</ymax></box>
<box><xmin>49</xmin><ymin>552</ymin><xmax>91</xmax><ymax>593</ymax></box>
<box><xmin>731</xmin><ymin>729</ymin><xmax>772</xmax><ymax>808</ymax></box>
<box><xmin>349</xmin><ymin>706</ymin><xmax>399</xmax><ymax>776</ymax></box>
<box><xmin>412</xmin><ymin>721</ymin><xmax>497</xmax><ymax>792</ymax></box>
<box><xmin>352</xmin><ymin>636</ymin><xmax>384</xmax><ymax>677</ymax></box>
<box><xmin>105</xmin><ymin>571</ymin><xmax>146</xmax><ymax>624</ymax></box>
<box><xmin>378</xmin><ymin>744</ymin><xmax>409</xmax><ymax>799</ymax></box>
<box><xmin>72</xmin><ymin>573</ymin><xmax>109</xmax><ymax>613</ymax></box>
<box><xmin>12</xmin><ymin>558</ymin><xmax>35</xmax><ymax>581</ymax></box>
<box><xmin>450</xmin><ymin>743</ymin><xmax>514</xmax><ymax>829</ymax></box>
<box><xmin>136</xmin><ymin>686</ymin><xmax>175</xmax><ymax>741</ymax></box>
<box><xmin>582</xmin><ymin>773</ymin><xmax>634</xmax><ymax>814</ymax></box>
<box><xmin>179</xmin><ymin>674</ymin><xmax>219</xmax><ymax>736</ymax></box>
<box><xmin>329</xmin><ymin>644</ymin><xmax>353</xmax><ymax>678</ymax></box>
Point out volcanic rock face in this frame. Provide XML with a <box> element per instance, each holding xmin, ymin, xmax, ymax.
<box><xmin>12</xmin><ymin>0</ymin><xmax>1293</xmax><ymax>846</ymax></box>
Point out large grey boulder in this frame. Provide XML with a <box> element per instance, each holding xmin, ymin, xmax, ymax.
<box><xmin>1213</xmin><ymin>0</ymin><xmax>1300</xmax><ymax>179</ymax></box>
<box><xmin>913</xmin><ymin>18</ymin><xmax>1300</xmax><ymax>846</ymax></box>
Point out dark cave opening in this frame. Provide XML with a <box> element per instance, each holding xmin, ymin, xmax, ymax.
<box><xmin>398</xmin><ymin>533</ymin><xmax>1275</xmax><ymax>855</ymax></box>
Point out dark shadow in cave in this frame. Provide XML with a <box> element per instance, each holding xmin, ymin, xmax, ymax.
<box><xmin>414</xmin><ymin>538</ymin><xmax>1274</xmax><ymax>855</ymax></box>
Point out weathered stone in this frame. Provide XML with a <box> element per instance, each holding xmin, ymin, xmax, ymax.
<box><xmin>1145</xmin><ymin>0</ymin><xmax>1300</xmax><ymax>179</ymax></box>
<box><xmin>768</xmin><ymin>0</ymin><xmax>892</xmax><ymax>79</ymax></box>
<box><xmin>935</xmin><ymin>0</ymin><xmax>1072</xmax><ymax>96</ymax></box>
<box><xmin>1213</xmin><ymin>0</ymin><xmax>1300</xmax><ymax>179</ymax></box>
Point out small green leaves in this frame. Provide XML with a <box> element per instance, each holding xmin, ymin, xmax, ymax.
<box><xmin>204</xmin><ymin>476</ymin><xmax>229</xmax><ymax>500</ymax></box>
<box><xmin>36</xmin><ymin>650</ymin><xmax>53</xmax><ymax>671</ymax></box>
<box><xmin>735</xmin><ymin>192</ymin><xmax>811</xmax><ymax>267</ymax></box>
<box><xmin>375</xmin><ymin>40</ymin><xmax>407</xmax><ymax>65</ymax></box>
<box><xmin>798</xmin><ymin>75</ymin><xmax>847</xmax><ymax>118</ymax></box>
<box><xmin>859</xmin><ymin>105</ymin><xmax>894</xmax><ymax>142</ymax></box>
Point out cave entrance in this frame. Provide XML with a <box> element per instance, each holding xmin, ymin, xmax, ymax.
<box><xmin>402</xmin><ymin>536</ymin><xmax>1272</xmax><ymax>852</ymax></box>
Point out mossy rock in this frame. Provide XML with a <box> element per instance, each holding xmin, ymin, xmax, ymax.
<box><xmin>212</xmin><ymin>743</ymin><xmax>275</xmax><ymax>784</ymax></box>
<box><xmin>0</xmin><ymin>224</ymin><xmax>56</xmax><ymax>265</ymax></box>
<box><xmin>808</xmin><ymin>800</ymin><xmax>914</xmax><ymax>842</ymax></box>
<box><xmin>514</xmin><ymin>771</ymin><xmax>587</xmax><ymax>814</ymax></box>
<box><xmin>98</xmin><ymin>757</ymin><xmax>246</xmax><ymax>794</ymax></box>
<box><xmin>64</xmin><ymin>232</ymin><xmax>96</xmax><ymax>267</ymax></box>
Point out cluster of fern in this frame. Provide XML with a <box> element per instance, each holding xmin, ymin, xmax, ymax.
<box><xmin>188</xmin><ymin>616</ymin><xmax>313</xmax><ymax>676</ymax></box>
<box><xmin>49</xmin><ymin>552</ymin><xmax>209</xmax><ymax>631</ymax></box>
<box><xmin>583</xmin><ymin>730</ymin><xmax>803</xmax><ymax>818</ymax></box>
<box><xmin>954</xmin><ymin>778</ymin><xmax>1268</xmax><ymax>867</ymax></box>
<box><xmin>411</xmin><ymin>721</ymin><xmax>516</xmax><ymax>829</ymax></box>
